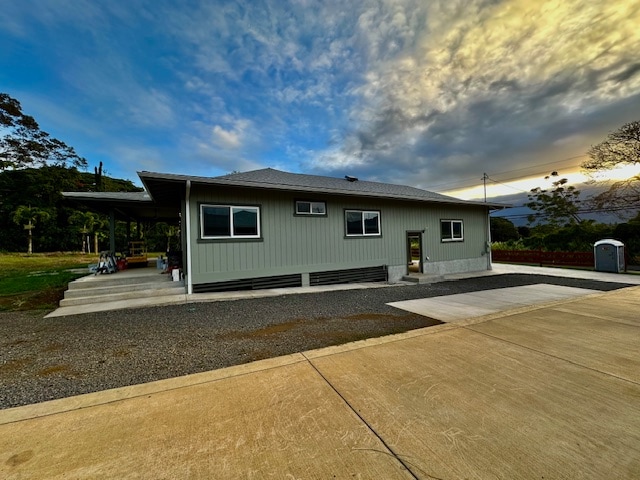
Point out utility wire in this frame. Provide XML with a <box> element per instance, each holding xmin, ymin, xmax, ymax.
<box><xmin>426</xmin><ymin>154</ymin><xmax>586</xmax><ymax>192</ymax></box>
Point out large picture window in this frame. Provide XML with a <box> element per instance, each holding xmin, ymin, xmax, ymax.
<box><xmin>441</xmin><ymin>219</ymin><xmax>463</xmax><ymax>242</ymax></box>
<box><xmin>201</xmin><ymin>204</ymin><xmax>260</xmax><ymax>239</ymax></box>
<box><xmin>345</xmin><ymin>210</ymin><xmax>381</xmax><ymax>236</ymax></box>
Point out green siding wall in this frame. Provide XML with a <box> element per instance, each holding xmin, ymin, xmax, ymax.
<box><xmin>188</xmin><ymin>185</ymin><xmax>489</xmax><ymax>284</ymax></box>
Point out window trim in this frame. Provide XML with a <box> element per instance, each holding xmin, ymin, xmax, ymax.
<box><xmin>345</xmin><ymin>209</ymin><xmax>381</xmax><ymax>237</ymax></box>
<box><xmin>200</xmin><ymin>203</ymin><xmax>261</xmax><ymax>240</ymax></box>
<box><xmin>440</xmin><ymin>219</ymin><xmax>464</xmax><ymax>242</ymax></box>
<box><xmin>294</xmin><ymin>200</ymin><xmax>327</xmax><ymax>216</ymax></box>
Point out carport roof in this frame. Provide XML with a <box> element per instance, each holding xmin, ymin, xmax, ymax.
<box><xmin>62</xmin><ymin>191</ymin><xmax>179</xmax><ymax>221</ymax></box>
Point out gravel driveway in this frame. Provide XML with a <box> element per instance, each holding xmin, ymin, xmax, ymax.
<box><xmin>0</xmin><ymin>274</ymin><xmax>630</xmax><ymax>409</ymax></box>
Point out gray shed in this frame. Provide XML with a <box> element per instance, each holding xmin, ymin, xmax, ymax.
<box><xmin>594</xmin><ymin>239</ymin><xmax>625</xmax><ymax>273</ymax></box>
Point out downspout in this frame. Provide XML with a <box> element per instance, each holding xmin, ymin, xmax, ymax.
<box><xmin>486</xmin><ymin>207</ymin><xmax>492</xmax><ymax>271</ymax></box>
<box><xmin>185</xmin><ymin>180</ymin><xmax>193</xmax><ymax>294</ymax></box>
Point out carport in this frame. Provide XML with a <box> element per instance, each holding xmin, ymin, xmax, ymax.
<box><xmin>62</xmin><ymin>191</ymin><xmax>180</xmax><ymax>253</ymax></box>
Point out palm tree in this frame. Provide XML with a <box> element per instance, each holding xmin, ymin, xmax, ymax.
<box><xmin>68</xmin><ymin>210</ymin><xmax>98</xmax><ymax>254</ymax></box>
<box><xmin>12</xmin><ymin>205</ymin><xmax>51</xmax><ymax>254</ymax></box>
<box><xmin>92</xmin><ymin>215</ymin><xmax>109</xmax><ymax>254</ymax></box>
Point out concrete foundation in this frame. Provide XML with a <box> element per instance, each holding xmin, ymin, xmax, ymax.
<box><xmin>386</xmin><ymin>264</ymin><xmax>406</xmax><ymax>283</ymax></box>
<box><xmin>422</xmin><ymin>256</ymin><xmax>488</xmax><ymax>276</ymax></box>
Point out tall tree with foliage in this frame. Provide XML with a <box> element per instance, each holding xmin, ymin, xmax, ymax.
<box><xmin>526</xmin><ymin>172</ymin><xmax>582</xmax><ymax>227</ymax></box>
<box><xmin>91</xmin><ymin>214</ymin><xmax>109</xmax><ymax>254</ymax></box>
<box><xmin>0</xmin><ymin>166</ymin><xmax>142</xmax><ymax>252</ymax></box>
<box><xmin>583</xmin><ymin>120</ymin><xmax>640</xmax><ymax>216</ymax></box>
<box><xmin>68</xmin><ymin>210</ymin><xmax>99</xmax><ymax>254</ymax></box>
<box><xmin>1</xmin><ymin>93</ymin><xmax>87</xmax><ymax>171</ymax></box>
<box><xmin>490</xmin><ymin>217</ymin><xmax>519</xmax><ymax>242</ymax></box>
<box><xmin>12</xmin><ymin>205</ymin><xmax>51</xmax><ymax>254</ymax></box>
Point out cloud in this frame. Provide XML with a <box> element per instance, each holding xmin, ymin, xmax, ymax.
<box><xmin>311</xmin><ymin>0</ymin><xmax>640</xmax><ymax>189</ymax></box>
<box><xmin>211</xmin><ymin>119</ymin><xmax>252</xmax><ymax>150</ymax></box>
<box><xmin>4</xmin><ymin>0</ymin><xmax>640</xmax><ymax>192</ymax></box>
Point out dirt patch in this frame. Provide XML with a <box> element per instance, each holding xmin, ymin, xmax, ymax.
<box><xmin>112</xmin><ymin>348</ymin><xmax>131</xmax><ymax>358</ymax></box>
<box><xmin>218</xmin><ymin>313</ymin><xmax>437</xmax><ymax>342</ymax></box>
<box><xmin>42</xmin><ymin>342</ymin><xmax>64</xmax><ymax>353</ymax></box>
<box><xmin>251</xmin><ymin>319</ymin><xmax>306</xmax><ymax>336</ymax></box>
<box><xmin>0</xmin><ymin>357</ymin><xmax>34</xmax><ymax>374</ymax></box>
<box><xmin>37</xmin><ymin>364</ymin><xmax>75</xmax><ymax>377</ymax></box>
<box><xmin>339</xmin><ymin>312</ymin><xmax>413</xmax><ymax>321</ymax></box>
<box><xmin>3</xmin><ymin>338</ymin><xmax>34</xmax><ymax>347</ymax></box>
<box><xmin>5</xmin><ymin>450</ymin><xmax>34</xmax><ymax>467</ymax></box>
<box><xmin>0</xmin><ymin>288</ymin><xmax>65</xmax><ymax>312</ymax></box>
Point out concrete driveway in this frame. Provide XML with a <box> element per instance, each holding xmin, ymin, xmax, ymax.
<box><xmin>1</xmin><ymin>284</ymin><xmax>639</xmax><ymax>479</ymax></box>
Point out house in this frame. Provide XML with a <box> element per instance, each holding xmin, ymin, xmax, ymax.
<box><xmin>65</xmin><ymin>168</ymin><xmax>505</xmax><ymax>294</ymax></box>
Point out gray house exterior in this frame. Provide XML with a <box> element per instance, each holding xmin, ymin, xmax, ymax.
<box><xmin>135</xmin><ymin>169</ymin><xmax>502</xmax><ymax>294</ymax></box>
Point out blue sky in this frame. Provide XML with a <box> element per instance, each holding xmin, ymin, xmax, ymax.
<box><xmin>2</xmin><ymin>0</ymin><xmax>639</xmax><ymax>200</ymax></box>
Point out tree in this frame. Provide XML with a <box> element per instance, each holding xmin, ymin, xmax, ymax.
<box><xmin>12</xmin><ymin>205</ymin><xmax>51</xmax><ymax>254</ymax></box>
<box><xmin>583</xmin><ymin>120</ymin><xmax>640</xmax><ymax>216</ymax></box>
<box><xmin>526</xmin><ymin>172</ymin><xmax>582</xmax><ymax>226</ymax></box>
<box><xmin>490</xmin><ymin>217</ymin><xmax>519</xmax><ymax>242</ymax></box>
<box><xmin>1</xmin><ymin>93</ymin><xmax>87</xmax><ymax>171</ymax></box>
<box><xmin>154</xmin><ymin>222</ymin><xmax>180</xmax><ymax>252</ymax></box>
<box><xmin>0</xmin><ymin>165</ymin><xmax>142</xmax><ymax>252</ymax></box>
<box><xmin>69</xmin><ymin>210</ymin><xmax>98</xmax><ymax>253</ymax></box>
<box><xmin>517</xmin><ymin>226</ymin><xmax>531</xmax><ymax>238</ymax></box>
<box><xmin>91</xmin><ymin>215</ymin><xmax>109</xmax><ymax>254</ymax></box>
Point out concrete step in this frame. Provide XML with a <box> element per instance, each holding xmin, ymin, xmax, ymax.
<box><xmin>59</xmin><ymin>285</ymin><xmax>186</xmax><ymax>307</ymax></box>
<box><xmin>402</xmin><ymin>274</ymin><xmax>445</xmax><ymax>284</ymax></box>
<box><xmin>68</xmin><ymin>272</ymin><xmax>171</xmax><ymax>290</ymax></box>
<box><xmin>64</xmin><ymin>280</ymin><xmax>184</xmax><ymax>299</ymax></box>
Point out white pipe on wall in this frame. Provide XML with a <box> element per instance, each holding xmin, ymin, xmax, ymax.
<box><xmin>185</xmin><ymin>180</ymin><xmax>193</xmax><ymax>295</ymax></box>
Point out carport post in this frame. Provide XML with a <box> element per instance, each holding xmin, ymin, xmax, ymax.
<box><xmin>109</xmin><ymin>209</ymin><xmax>116</xmax><ymax>253</ymax></box>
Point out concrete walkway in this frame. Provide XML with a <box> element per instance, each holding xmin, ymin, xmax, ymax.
<box><xmin>387</xmin><ymin>283</ymin><xmax>600</xmax><ymax>322</ymax></box>
<box><xmin>2</xmin><ymin>284</ymin><xmax>639</xmax><ymax>478</ymax></box>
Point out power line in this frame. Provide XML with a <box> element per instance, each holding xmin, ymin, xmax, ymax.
<box><xmin>486</xmin><ymin>176</ymin><xmax>530</xmax><ymax>194</ymax></box>
<box><xmin>486</xmin><ymin>178</ymin><xmax>630</xmax><ymax>201</ymax></box>
<box><xmin>495</xmin><ymin>204</ymin><xmax>638</xmax><ymax>221</ymax></box>
<box><xmin>426</xmin><ymin>154</ymin><xmax>587</xmax><ymax>192</ymax></box>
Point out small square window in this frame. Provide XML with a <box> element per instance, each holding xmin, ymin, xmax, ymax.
<box><xmin>345</xmin><ymin>210</ymin><xmax>381</xmax><ymax>236</ymax></box>
<box><xmin>441</xmin><ymin>219</ymin><xmax>463</xmax><ymax>242</ymax></box>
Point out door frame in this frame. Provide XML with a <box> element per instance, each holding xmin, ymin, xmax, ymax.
<box><xmin>406</xmin><ymin>230</ymin><xmax>423</xmax><ymax>274</ymax></box>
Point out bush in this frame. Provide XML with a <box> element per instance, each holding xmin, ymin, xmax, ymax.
<box><xmin>491</xmin><ymin>240</ymin><xmax>527</xmax><ymax>250</ymax></box>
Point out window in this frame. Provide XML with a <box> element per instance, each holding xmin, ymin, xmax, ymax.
<box><xmin>295</xmin><ymin>200</ymin><xmax>326</xmax><ymax>215</ymax></box>
<box><xmin>201</xmin><ymin>204</ymin><xmax>260</xmax><ymax>239</ymax></box>
<box><xmin>345</xmin><ymin>210</ymin><xmax>381</xmax><ymax>236</ymax></box>
<box><xmin>441</xmin><ymin>219</ymin><xmax>463</xmax><ymax>242</ymax></box>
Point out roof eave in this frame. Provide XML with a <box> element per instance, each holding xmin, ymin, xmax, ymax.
<box><xmin>61</xmin><ymin>191</ymin><xmax>153</xmax><ymax>203</ymax></box>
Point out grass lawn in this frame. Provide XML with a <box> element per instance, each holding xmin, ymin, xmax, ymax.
<box><xmin>0</xmin><ymin>252</ymin><xmax>95</xmax><ymax>311</ymax></box>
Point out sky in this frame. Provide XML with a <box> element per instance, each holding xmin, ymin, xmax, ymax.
<box><xmin>2</xmin><ymin>0</ymin><xmax>640</xmax><ymax>203</ymax></box>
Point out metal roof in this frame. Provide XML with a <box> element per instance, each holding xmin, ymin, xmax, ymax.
<box><xmin>138</xmin><ymin>168</ymin><xmax>507</xmax><ymax>209</ymax></box>
<box><xmin>63</xmin><ymin>191</ymin><xmax>152</xmax><ymax>202</ymax></box>
<box><xmin>62</xmin><ymin>191</ymin><xmax>179</xmax><ymax>221</ymax></box>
